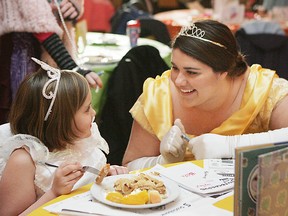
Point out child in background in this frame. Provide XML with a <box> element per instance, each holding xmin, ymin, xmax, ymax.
<box><xmin>0</xmin><ymin>59</ymin><xmax>127</xmax><ymax>215</ymax></box>
<box><xmin>0</xmin><ymin>0</ymin><xmax>101</xmax><ymax>124</ymax></box>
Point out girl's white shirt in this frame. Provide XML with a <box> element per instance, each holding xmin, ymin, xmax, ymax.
<box><xmin>0</xmin><ymin>123</ymin><xmax>109</xmax><ymax>198</ymax></box>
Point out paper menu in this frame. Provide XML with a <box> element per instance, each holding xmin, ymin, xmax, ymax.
<box><xmin>44</xmin><ymin>191</ymin><xmax>140</xmax><ymax>216</ymax></box>
<box><xmin>204</xmin><ymin>159</ymin><xmax>235</xmax><ymax>176</ymax></box>
<box><xmin>158</xmin><ymin>161</ymin><xmax>234</xmax><ymax>196</ymax></box>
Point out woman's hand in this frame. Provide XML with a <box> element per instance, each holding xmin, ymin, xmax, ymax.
<box><xmin>50</xmin><ymin>162</ymin><xmax>84</xmax><ymax>196</ymax></box>
<box><xmin>160</xmin><ymin>119</ymin><xmax>187</xmax><ymax>163</ymax></box>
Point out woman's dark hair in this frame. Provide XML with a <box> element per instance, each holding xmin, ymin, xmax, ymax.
<box><xmin>9</xmin><ymin>68</ymin><xmax>90</xmax><ymax>151</ymax></box>
<box><xmin>171</xmin><ymin>19</ymin><xmax>247</xmax><ymax>77</ymax></box>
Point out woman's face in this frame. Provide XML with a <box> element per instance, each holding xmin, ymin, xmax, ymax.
<box><xmin>170</xmin><ymin>48</ymin><xmax>227</xmax><ymax>109</ymax></box>
<box><xmin>72</xmin><ymin>91</ymin><xmax>96</xmax><ymax>139</ymax></box>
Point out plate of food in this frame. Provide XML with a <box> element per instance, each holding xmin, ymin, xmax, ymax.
<box><xmin>90</xmin><ymin>173</ymin><xmax>180</xmax><ymax>209</ymax></box>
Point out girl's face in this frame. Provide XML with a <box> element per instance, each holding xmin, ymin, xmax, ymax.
<box><xmin>170</xmin><ymin>48</ymin><xmax>227</xmax><ymax>109</ymax></box>
<box><xmin>72</xmin><ymin>91</ymin><xmax>96</xmax><ymax>139</ymax></box>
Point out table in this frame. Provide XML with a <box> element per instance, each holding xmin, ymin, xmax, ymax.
<box><xmin>154</xmin><ymin>8</ymin><xmax>241</xmax><ymax>39</ymax></box>
<box><xmin>29</xmin><ymin>160</ymin><xmax>234</xmax><ymax>216</ymax></box>
<box><xmin>78</xmin><ymin>32</ymin><xmax>171</xmax><ymax>116</ymax></box>
<box><xmin>154</xmin><ymin>8</ymin><xmax>288</xmax><ymax>39</ymax></box>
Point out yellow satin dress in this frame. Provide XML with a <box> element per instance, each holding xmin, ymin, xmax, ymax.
<box><xmin>130</xmin><ymin>64</ymin><xmax>288</xmax><ymax>160</ymax></box>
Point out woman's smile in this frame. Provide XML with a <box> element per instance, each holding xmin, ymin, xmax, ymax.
<box><xmin>180</xmin><ymin>88</ymin><xmax>195</xmax><ymax>93</ymax></box>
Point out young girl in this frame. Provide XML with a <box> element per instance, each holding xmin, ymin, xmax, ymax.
<box><xmin>0</xmin><ymin>59</ymin><xmax>127</xmax><ymax>215</ymax></box>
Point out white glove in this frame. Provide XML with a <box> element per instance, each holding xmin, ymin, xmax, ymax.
<box><xmin>126</xmin><ymin>155</ymin><xmax>167</xmax><ymax>171</ymax></box>
<box><xmin>188</xmin><ymin>127</ymin><xmax>288</xmax><ymax>160</ymax></box>
<box><xmin>126</xmin><ymin>119</ymin><xmax>188</xmax><ymax>171</ymax></box>
<box><xmin>160</xmin><ymin>119</ymin><xmax>187</xmax><ymax>163</ymax></box>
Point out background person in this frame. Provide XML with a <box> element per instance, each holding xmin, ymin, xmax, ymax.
<box><xmin>262</xmin><ymin>0</ymin><xmax>288</xmax><ymax>11</ymax></box>
<box><xmin>254</xmin><ymin>0</ymin><xmax>288</xmax><ymax>16</ymax></box>
<box><xmin>0</xmin><ymin>0</ymin><xmax>102</xmax><ymax>124</ymax></box>
<box><xmin>122</xmin><ymin>19</ymin><xmax>288</xmax><ymax>170</ymax></box>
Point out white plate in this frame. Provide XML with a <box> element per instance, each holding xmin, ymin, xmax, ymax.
<box><xmin>90</xmin><ymin>174</ymin><xmax>180</xmax><ymax>209</ymax></box>
<box><xmin>81</xmin><ymin>55</ymin><xmax>119</xmax><ymax>65</ymax></box>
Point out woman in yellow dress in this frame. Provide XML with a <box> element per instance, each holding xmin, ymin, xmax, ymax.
<box><xmin>122</xmin><ymin>19</ymin><xmax>288</xmax><ymax>170</ymax></box>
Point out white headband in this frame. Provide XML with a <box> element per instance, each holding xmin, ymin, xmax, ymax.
<box><xmin>31</xmin><ymin>58</ymin><xmax>61</xmax><ymax>121</ymax></box>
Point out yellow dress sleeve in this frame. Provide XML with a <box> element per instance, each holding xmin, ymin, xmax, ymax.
<box><xmin>247</xmin><ymin>75</ymin><xmax>288</xmax><ymax>133</ymax></box>
<box><xmin>130</xmin><ymin>70</ymin><xmax>173</xmax><ymax>139</ymax></box>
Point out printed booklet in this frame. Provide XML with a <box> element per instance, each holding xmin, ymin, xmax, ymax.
<box><xmin>158</xmin><ymin>159</ymin><xmax>235</xmax><ymax>196</ymax></box>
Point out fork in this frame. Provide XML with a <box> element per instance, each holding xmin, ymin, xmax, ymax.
<box><xmin>44</xmin><ymin>162</ymin><xmax>100</xmax><ymax>175</ymax></box>
<box><xmin>181</xmin><ymin>133</ymin><xmax>191</xmax><ymax>142</ymax></box>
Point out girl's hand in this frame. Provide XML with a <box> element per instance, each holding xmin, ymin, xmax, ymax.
<box><xmin>84</xmin><ymin>71</ymin><xmax>103</xmax><ymax>89</ymax></box>
<box><xmin>108</xmin><ymin>165</ymin><xmax>128</xmax><ymax>176</ymax></box>
<box><xmin>50</xmin><ymin>162</ymin><xmax>83</xmax><ymax>196</ymax></box>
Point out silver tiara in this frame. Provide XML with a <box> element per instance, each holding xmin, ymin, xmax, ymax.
<box><xmin>178</xmin><ymin>24</ymin><xmax>227</xmax><ymax>49</ymax></box>
<box><xmin>31</xmin><ymin>58</ymin><xmax>61</xmax><ymax>121</ymax></box>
